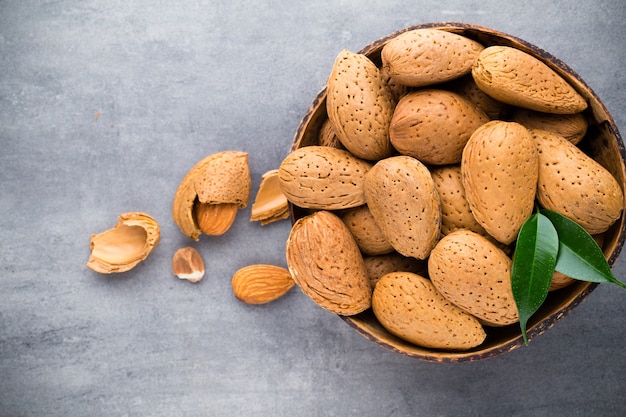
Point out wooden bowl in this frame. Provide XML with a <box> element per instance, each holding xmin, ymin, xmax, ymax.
<box><xmin>289</xmin><ymin>22</ymin><xmax>626</xmax><ymax>362</ymax></box>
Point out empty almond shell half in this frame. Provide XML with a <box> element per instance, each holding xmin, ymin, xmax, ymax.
<box><xmin>172</xmin><ymin>151</ymin><xmax>251</xmax><ymax>240</ymax></box>
<box><xmin>250</xmin><ymin>169</ymin><xmax>290</xmax><ymax>225</ymax></box>
<box><xmin>87</xmin><ymin>212</ymin><xmax>160</xmax><ymax>274</ymax></box>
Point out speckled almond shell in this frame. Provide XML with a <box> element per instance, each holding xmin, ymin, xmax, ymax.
<box><xmin>341</xmin><ymin>205</ymin><xmax>394</xmax><ymax>256</ymax></box>
<box><xmin>390</xmin><ymin>89</ymin><xmax>490</xmax><ymax>165</ymax></box>
<box><xmin>445</xmin><ymin>74</ymin><xmax>509</xmax><ymax>120</ymax></box>
<box><xmin>172</xmin><ymin>151</ymin><xmax>251</xmax><ymax>240</ymax></box>
<box><xmin>364</xmin><ymin>156</ymin><xmax>441</xmax><ymax>260</ymax></box>
<box><xmin>461</xmin><ymin>121</ymin><xmax>538</xmax><ymax>245</ymax></box>
<box><xmin>326</xmin><ymin>49</ymin><xmax>394</xmax><ymax>161</ymax></box>
<box><xmin>381</xmin><ymin>28</ymin><xmax>484</xmax><ymax>87</ymax></box>
<box><xmin>472</xmin><ymin>46</ymin><xmax>587</xmax><ymax>114</ymax></box>
<box><xmin>372</xmin><ymin>272</ymin><xmax>486</xmax><ymax>350</ymax></box>
<box><xmin>428</xmin><ymin>229</ymin><xmax>518</xmax><ymax>326</ymax></box>
<box><xmin>533</xmin><ymin>129</ymin><xmax>624</xmax><ymax>234</ymax></box>
<box><xmin>286</xmin><ymin>210</ymin><xmax>372</xmax><ymax>315</ymax></box>
<box><xmin>278</xmin><ymin>146</ymin><xmax>372</xmax><ymax>210</ymax></box>
<box><xmin>363</xmin><ymin>253</ymin><xmax>426</xmax><ymax>289</ymax></box>
<box><xmin>511</xmin><ymin>108</ymin><xmax>588</xmax><ymax>145</ymax></box>
<box><xmin>431</xmin><ymin>165</ymin><xmax>486</xmax><ymax>236</ymax></box>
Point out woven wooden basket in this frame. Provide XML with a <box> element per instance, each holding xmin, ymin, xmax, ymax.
<box><xmin>289</xmin><ymin>22</ymin><xmax>626</xmax><ymax>362</ymax></box>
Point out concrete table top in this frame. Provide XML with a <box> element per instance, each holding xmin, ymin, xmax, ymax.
<box><xmin>1</xmin><ymin>1</ymin><xmax>625</xmax><ymax>416</ymax></box>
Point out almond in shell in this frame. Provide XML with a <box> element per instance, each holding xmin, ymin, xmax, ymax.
<box><xmin>390</xmin><ymin>89</ymin><xmax>490</xmax><ymax>165</ymax></box>
<box><xmin>510</xmin><ymin>108</ymin><xmax>588</xmax><ymax>145</ymax></box>
<box><xmin>461</xmin><ymin>121</ymin><xmax>538</xmax><ymax>245</ymax></box>
<box><xmin>286</xmin><ymin>210</ymin><xmax>372</xmax><ymax>315</ymax></box>
<box><xmin>278</xmin><ymin>146</ymin><xmax>372</xmax><ymax>210</ymax></box>
<box><xmin>326</xmin><ymin>49</ymin><xmax>394</xmax><ymax>161</ymax></box>
<box><xmin>364</xmin><ymin>156</ymin><xmax>441</xmax><ymax>260</ymax></box>
<box><xmin>533</xmin><ymin>128</ymin><xmax>624</xmax><ymax>234</ymax></box>
<box><xmin>431</xmin><ymin>165</ymin><xmax>486</xmax><ymax>236</ymax></box>
<box><xmin>428</xmin><ymin>229</ymin><xmax>518</xmax><ymax>326</ymax></box>
<box><xmin>372</xmin><ymin>272</ymin><xmax>486</xmax><ymax>350</ymax></box>
<box><xmin>472</xmin><ymin>46</ymin><xmax>587</xmax><ymax>114</ymax></box>
<box><xmin>341</xmin><ymin>205</ymin><xmax>394</xmax><ymax>256</ymax></box>
<box><xmin>381</xmin><ymin>28</ymin><xmax>485</xmax><ymax>87</ymax></box>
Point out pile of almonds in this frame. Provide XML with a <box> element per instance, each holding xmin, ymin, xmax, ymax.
<box><xmin>279</xmin><ymin>28</ymin><xmax>624</xmax><ymax>351</ymax></box>
<box><xmin>87</xmin><ymin>27</ymin><xmax>624</xmax><ymax>353</ymax></box>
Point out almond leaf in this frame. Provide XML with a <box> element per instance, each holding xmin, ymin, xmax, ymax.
<box><xmin>541</xmin><ymin>209</ymin><xmax>626</xmax><ymax>290</ymax></box>
<box><xmin>511</xmin><ymin>212</ymin><xmax>559</xmax><ymax>345</ymax></box>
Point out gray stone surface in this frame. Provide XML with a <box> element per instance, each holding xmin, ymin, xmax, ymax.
<box><xmin>1</xmin><ymin>1</ymin><xmax>625</xmax><ymax>416</ymax></box>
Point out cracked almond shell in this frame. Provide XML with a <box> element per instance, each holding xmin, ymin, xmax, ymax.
<box><xmin>172</xmin><ymin>151</ymin><xmax>251</xmax><ymax>240</ymax></box>
<box><xmin>87</xmin><ymin>212</ymin><xmax>160</xmax><ymax>274</ymax></box>
<box><xmin>250</xmin><ymin>169</ymin><xmax>290</xmax><ymax>225</ymax></box>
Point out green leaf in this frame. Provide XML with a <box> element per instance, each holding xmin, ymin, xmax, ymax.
<box><xmin>511</xmin><ymin>212</ymin><xmax>559</xmax><ymax>345</ymax></box>
<box><xmin>541</xmin><ymin>209</ymin><xmax>626</xmax><ymax>290</ymax></box>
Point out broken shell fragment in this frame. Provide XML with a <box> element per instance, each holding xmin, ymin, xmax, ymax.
<box><xmin>250</xmin><ymin>169</ymin><xmax>290</xmax><ymax>225</ymax></box>
<box><xmin>87</xmin><ymin>212</ymin><xmax>160</xmax><ymax>274</ymax></box>
<box><xmin>172</xmin><ymin>151</ymin><xmax>251</xmax><ymax>240</ymax></box>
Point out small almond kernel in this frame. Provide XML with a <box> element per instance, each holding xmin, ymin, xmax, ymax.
<box><xmin>232</xmin><ymin>264</ymin><xmax>294</xmax><ymax>304</ymax></box>
<box><xmin>172</xmin><ymin>247</ymin><xmax>205</xmax><ymax>283</ymax></box>
<box><xmin>194</xmin><ymin>202</ymin><xmax>238</xmax><ymax>236</ymax></box>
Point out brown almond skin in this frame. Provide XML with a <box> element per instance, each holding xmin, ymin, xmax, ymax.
<box><xmin>431</xmin><ymin>165</ymin><xmax>486</xmax><ymax>236</ymax></box>
<box><xmin>327</xmin><ymin>49</ymin><xmax>394</xmax><ymax>161</ymax></box>
<box><xmin>232</xmin><ymin>264</ymin><xmax>295</xmax><ymax>305</ymax></box>
<box><xmin>381</xmin><ymin>28</ymin><xmax>484</xmax><ymax>87</ymax></box>
<box><xmin>472</xmin><ymin>46</ymin><xmax>587</xmax><ymax>114</ymax></box>
<box><xmin>462</xmin><ymin>121</ymin><xmax>538</xmax><ymax>245</ymax></box>
<box><xmin>428</xmin><ymin>230</ymin><xmax>518</xmax><ymax>326</ymax></box>
<box><xmin>286</xmin><ymin>210</ymin><xmax>372</xmax><ymax>315</ymax></box>
<box><xmin>390</xmin><ymin>90</ymin><xmax>489</xmax><ymax>165</ymax></box>
<box><xmin>533</xmin><ymin>129</ymin><xmax>624</xmax><ymax>234</ymax></box>
<box><xmin>278</xmin><ymin>146</ymin><xmax>372</xmax><ymax>210</ymax></box>
<box><xmin>341</xmin><ymin>205</ymin><xmax>394</xmax><ymax>256</ymax></box>
<box><xmin>510</xmin><ymin>108</ymin><xmax>588</xmax><ymax>145</ymax></box>
<box><xmin>372</xmin><ymin>272</ymin><xmax>487</xmax><ymax>350</ymax></box>
<box><xmin>364</xmin><ymin>156</ymin><xmax>441</xmax><ymax>260</ymax></box>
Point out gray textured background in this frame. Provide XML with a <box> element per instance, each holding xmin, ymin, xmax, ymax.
<box><xmin>1</xmin><ymin>1</ymin><xmax>625</xmax><ymax>416</ymax></box>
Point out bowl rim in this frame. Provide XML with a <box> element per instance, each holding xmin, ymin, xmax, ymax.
<box><xmin>289</xmin><ymin>22</ymin><xmax>626</xmax><ymax>362</ymax></box>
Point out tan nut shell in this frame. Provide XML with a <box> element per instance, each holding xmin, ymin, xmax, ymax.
<box><xmin>173</xmin><ymin>151</ymin><xmax>251</xmax><ymax>240</ymax></box>
<box><xmin>445</xmin><ymin>74</ymin><xmax>509</xmax><ymax>120</ymax></box>
<box><xmin>533</xmin><ymin>129</ymin><xmax>624</xmax><ymax>234</ymax></box>
<box><xmin>364</xmin><ymin>253</ymin><xmax>426</xmax><ymax>289</ymax></box>
<box><xmin>87</xmin><ymin>212</ymin><xmax>160</xmax><ymax>274</ymax></box>
<box><xmin>510</xmin><ymin>108</ymin><xmax>588</xmax><ymax>145</ymax></box>
<box><xmin>462</xmin><ymin>121</ymin><xmax>538</xmax><ymax>244</ymax></box>
<box><xmin>278</xmin><ymin>146</ymin><xmax>372</xmax><ymax>210</ymax></box>
<box><xmin>390</xmin><ymin>89</ymin><xmax>489</xmax><ymax>165</ymax></box>
<box><xmin>372</xmin><ymin>272</ymin><xmax>487</xmax><ymax>350</ymax></box>
<box><xmin>327</xmin><ymin>49</ymin><xmax>394</xmax><ymax>161</ymax></box>
<box><xmin>431</xmin><ymin>165</ymin><xmax>486</xmax><ymax>236</ymax></box>
<box><xmin>428</xmin><ymin>229</ymin><xmax>518</xmax><ymax>326</ymax></box>
<box><xmin>286</xmin><ymin>210</ymin><xmax>372</xmax><ymax>315</ymax></box>
<box><xmin>250</xmin><ymin>169</ymin><xmax>290</xmax><ymax>225</ymax></box>
<box><xmin>341</xmin><ymin>205</ymin><xmax>394</xmax><ymax>256</ymax></box>
<box><xmin>472</xmin><ymin>46</ymin><xmax>587</xmax><ymax>114</ymax></box>
<box><xmin>364</xmin><ymin>156</ymin><xmax>441</xmax><ymax>260</ymax></box>
<box><xmin>381</xmin><ymin>28</ymin><xmax>485</xmax><ymax>87</ymax></box>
